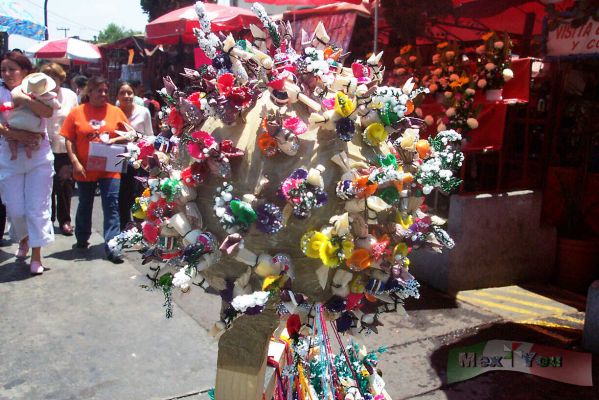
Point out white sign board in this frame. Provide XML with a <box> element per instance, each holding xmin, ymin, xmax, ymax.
<box><xmin>547</xmin><ymin>20</ymin><xmax>599</xmax><ymax>57</ymax></box>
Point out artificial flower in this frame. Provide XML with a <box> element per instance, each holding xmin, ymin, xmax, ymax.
<box><xmin>257</xmin><ymin>132</ymin><xmax>278</xmax><ymax>157</ymax></box>
<box><xmin>346</xmin><ymin>248</ymin><xmax>371</xmax><ymax>271</ymax></box>
<box><xmin>282</xmin><ymin>117</ymin><xmax>307</xmax><ymax>135</ymax></box>
<box><xmin>187</xmin><ymin>91</ymin><xmax>205</xmax><ymax>109</ymax></box>
<box><xmin>467</xmin><ymin>118</ymin><xmax>479</xmax><ymax>129</ymax></box>
<box><xmin>400</xmin><ymin>44</ymin><xmax>412</xmax><ymax>55</ymax></box>
<box><xmin>355</xmin><ymin>176</ymin><xmax>378</xmax><ymax>198</ymax></box>
<box><xmin>229</xmin><ymin>199</ymin><xmax>257</xmax><ymax>227</ymax></box>
<box><xmin>334</xmin><ymin>91</ymin><xmax>356</xmax><ymax>117</ymax></box>
<box><xmin>484</xmin><ymin>62</ymin><xmax>496</xmax><ymax>71</ymax></box>
<box><xmin>415</xmin><ymin>139</ymin><xmax>431</xmax><ymax>159</ymax></box>
<box><xmin>502</xmin><ymin>68</ymin><xmax>514</xmax><ymax>81</ymax></box>
<box><xmin>363</xmin><ymin>123</ymin><xmax>388</xmax><ymax>147</ymax></box>
<box><xmin>167</xmin><ymin>107</ymin><xmax>184</xmax><ymax>136</ymax></box>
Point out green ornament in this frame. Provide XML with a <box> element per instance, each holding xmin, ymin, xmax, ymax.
<box><xmin>160</xmin><ymin>178</ymin><xmax>182</xmax><ymax>202</ymax></box>
<box><xmin>378</xmin><ymin>153</ymin><xmax>398</xmax><ymax>169</ymax></box>
<box><xmin>229</xmin><ymin>199</ymin><xmax>257</xmax><ymax>227</ymax></box>
<box><xmin>377</xmin><ymin>103</ymin><xmax>399</xmax><ymax>126</ymax></box>
<box><xmin>378</xmin><ymin>186</ymin><xmax>399</xmax><ymax>204</ymax></box>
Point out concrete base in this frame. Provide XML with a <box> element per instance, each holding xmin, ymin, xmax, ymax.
<box><xmin>582</xmin><ymin>280</ymin><xmax>599</xmax><ymax>354</ymax></box>
<box><xmin>410</xmin><ymin>190</ymin><xmax>557</xmax><ymax>293</ymax></box>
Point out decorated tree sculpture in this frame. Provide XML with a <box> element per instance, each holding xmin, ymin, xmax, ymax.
<box><xmin>110</xmin><ymin>3</ymin><xmax>464</xmax><ymax>399</ymax></box>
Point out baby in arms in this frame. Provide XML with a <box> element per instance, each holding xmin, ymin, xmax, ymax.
<box><xmin>7</xmin><ymin>72</ymin><xmax>60</xmax><ymax>159</ymax></box>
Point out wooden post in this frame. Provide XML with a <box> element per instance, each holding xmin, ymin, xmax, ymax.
<box><xmin>214</xmin><ymin>307</ymin><xmax>279</xmax><ymax>400</ymax></box>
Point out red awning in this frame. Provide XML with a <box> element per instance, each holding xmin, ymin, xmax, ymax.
<box><xmin>248</xmin><ymin>0</ymin><xmax>361</xmax><ymax>5</ymax></box>
<box><xmin>145</xmin><ymin>3</ymin><xmax>261</xmax><ymax>45</ymax></box>
<box><xmin>282</xmin><ymin>2</ymin><xmax>370</xmax><ymax>19</ymax></box>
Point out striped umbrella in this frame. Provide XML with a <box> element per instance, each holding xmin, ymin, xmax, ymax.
<box><xmin>25</xmin><ymin>38</ymin><xmax>102</xmax><ymax>63</ymax></box>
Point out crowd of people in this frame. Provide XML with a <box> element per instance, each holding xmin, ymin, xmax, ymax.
<box><xmin>0</xmin><ymin>50</ymin><xmax>157</xmax><ymax>274</ymax></box>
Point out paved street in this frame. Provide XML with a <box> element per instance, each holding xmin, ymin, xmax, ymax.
<box><xmin>0</xmin><ymin>195</ymin><xmax>597</xmax><ymax>400</ymax></box>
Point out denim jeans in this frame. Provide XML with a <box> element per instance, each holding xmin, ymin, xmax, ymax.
<box><xmin>75</xmin><ymin>178</ymin><xmax>120</xmax><ymax>255</ymax></box>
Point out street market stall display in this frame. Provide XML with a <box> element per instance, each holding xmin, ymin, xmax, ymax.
<box><xmin>111</xmin><ymin>2</ymin><xmax>465</xmax><ymax>398</ymax></box>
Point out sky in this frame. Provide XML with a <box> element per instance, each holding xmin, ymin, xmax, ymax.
<box><xmin>8</xmin><ymin>0</ymin><xmax>150</xmax><ymax>50</ymax></box>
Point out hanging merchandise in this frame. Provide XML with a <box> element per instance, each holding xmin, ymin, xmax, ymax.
<box><xmin>110</xmin><ymin>2</ymin><xmax>466</xmax><ymax>398</ymax></box>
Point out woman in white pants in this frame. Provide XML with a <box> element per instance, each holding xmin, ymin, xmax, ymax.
<box><xmin>0</xmin><ymin>51</ymin><xmax>55</xmax><ymax>275</ymax></box>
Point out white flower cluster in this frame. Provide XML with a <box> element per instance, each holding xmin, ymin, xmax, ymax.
<box><xmin>213</xmin><ymin>183</ymin><xmax>237</xmax><ymax>233</ymax></box>
<box><xmin>372</xmin><ymin>82</ymin><xmax>427</xmax><ymax>118</ymax></box>
<box><xmin>304</xmin><ymin>47</ymin><xmax>334</xmax><ymax>85</ymax></box>
<box><xmin>193</xmin><ymin>2</ymin><xmax>220</xmax><ymax>59</ymax></box>
<box><xmin>173</xmin><ymin>267</ymin><xmax>196</xmax><ymax>290</ymax></box>
<box><xmin>417</xmin><ymin>130</ymin><xmax>464</xmax><ymax>194</ymax></box>
<box><xmin>107</xmin><ymin>227</ymin><xmax>143</xmax><ymax>256</ymax></box>
<box><xmin>231</xmin><ymin>291</ymin><xmax>270</xmax><ymax>313</ymax></box>
<box><xmin>436</xmin><ymin>129</ymin><xmax>462</xmax><ymax>144</ymax></box>
<box><xmin>251</xmin><ymin>3</ymin><xmax>276</xmax><ymax>36</ymax></box>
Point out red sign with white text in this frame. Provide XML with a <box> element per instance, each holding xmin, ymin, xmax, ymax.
<box><xmin>548</xmin><ymin>20</ymin><xmax>599</xmax><ymax>57</ymax></box>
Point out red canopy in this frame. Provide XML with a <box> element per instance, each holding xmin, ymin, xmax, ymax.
<box><xmin>145</xmin><ymin>3</ymin><xmax>261</xmax><ymax>45</ymax></box>
<box><xmin>432</xmin><ymin>1</ymin><xmax>545</xmax><ymax>42</ymax></box>
<box><xmin>248</xmin><ymin>0</ymin><xmax>361</xmax><ymax>5</ymax></box>
<box><xmin>282</xmin><ymin>2</ymin><xmax>370</xmax><ymax>19</ymax></box>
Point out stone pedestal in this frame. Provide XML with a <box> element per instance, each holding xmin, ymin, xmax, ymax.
<box><xmin>410</xmin><ymin>190</ymin><xmax>557</xmax><ymax>293</ymax></box>
<box><xmin>582</xmin><ymin>281</ymin><xmax>599</xmax><ymax>354</ymax></box>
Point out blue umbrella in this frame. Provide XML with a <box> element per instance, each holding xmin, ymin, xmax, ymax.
<box><xmin>0</xmin><ymin>0</ymin><xmax>46</xmax><ymax>40</ymax></box>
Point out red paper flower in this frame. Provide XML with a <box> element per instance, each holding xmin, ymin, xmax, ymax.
<box><xmin>138</xmin><ymin>140</ymin><xmax>155</xmax><ymax>160</ymax></box>
<box><xmin>142</xmin><ymin>222</ymin><xmax>159</xmax><ymax>244</ymax></box>
<box><xmin>167</xmin><ymin>107</ymin><xmax>184</xmax><ymax>136</ymax></box>
<box><xmin>187</xmin><ymin>131</ymin><xmax>216</xmax><ymax>160</ymax></box>
<box><xmin>229</xmin><ymin>86</ymin><xmax>252</xmax><ymax>108</ymax></box>
<box><xmin>217</xmin><ymin>73</ymin><xmax>235</xmax><ymax>96</ymax></box>
<box><xmin>286</xmin><ymin>314</ymin><xmax>302</xmax><ymax>338</ymax></box>
<box><xmin>181</xmin><ymin>162</ymin><xmax>209</xmax><ymax>186</ymax></box>
<box><xmin>187</xmin><ymin>92</ymin><xmax>204</xmax><ymax>109</ymax></box>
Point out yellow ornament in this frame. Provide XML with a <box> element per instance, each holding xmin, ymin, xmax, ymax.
<box><xmin>396</xmin><ymin>212</ymin><xmax>414</xmax><ymax>229</ymax></box>
<box><xmin>342</xmin><ymin>239</ymin><xmax>354</xmax><ymax>259</ymax></box>
<box><xmin>319</xmin><ymin>240</ymin><xmax>340</xmax><ymax>267</ymax></box>
<box><xmin>334</xmin><ymin>91</ymin><xmax>356</xmax><ymax>117</ymax></box>
<box><xmin>363</xmin><ymin>123</ymin><xmax>388</xmax><ymax>146</ymax></box>
<box><xmin>393</xmin><ymin>243</ymin><xmax>409</xmax><ymax>257</ymax></box>
<box><xmin>301</xmin><ymin>231</ymin><xmax>329</xmax><ymax>259</ymax></box>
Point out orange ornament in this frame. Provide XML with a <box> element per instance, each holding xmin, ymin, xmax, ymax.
<box><xmin>405</xmin><ymin>100</ymin><xmax>415</xmax><ymax>115</ymax></box>
<box><xmin>355</xmin><ymin>176</ymin><xmax>378</xmax><ymax>199</ymax></box>
<box><xmin>415</xmin><ymin>139</ymin><xmax>431</xmax><ymax>159</ymax></box>
<box><xmin>257</xmin><ymin>132</ymin><xmax>278</xmax><ymax>157</ymax></box>
<box><xmin>346</xmin><ymin>248</ymin><xmax>372</xmax><ymax>271</ymax></box>
<box><xmin>364</xmin><ymin>293</ymin><xmax>378</xmax><ymax>302</ymax></box>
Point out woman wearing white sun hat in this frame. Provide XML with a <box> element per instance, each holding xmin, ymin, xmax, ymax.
<box><xmin>0</xmin><ymin>51</ymin><xmax>56</xmax><ymax>275</ymax></box>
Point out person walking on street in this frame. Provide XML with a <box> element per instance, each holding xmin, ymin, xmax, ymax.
<box><xmin>40</xmin><ymin>62</ymin><xmax>78</xmax><ymax>236</ymax></box>
<box><xmin>115</xmin><ymin>81</ymin><xmax>153</xmax><ymax>230</ymax></box>
<box><xmin>60</xmin><ymin>76</ymin><xmax>129</xmax><ymax>263</ymax></box>
<box><xmin>0</xmin><ymin>51</ymin><xmax>55</xmax><ymax>274</ymax></box>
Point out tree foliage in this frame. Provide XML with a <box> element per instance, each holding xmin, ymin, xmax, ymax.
<box><xmin>140</xmin><ymin>0</ymin><xmax>196</xmax><ymax>21</ymax></box>
<box><xmin>97</xmin><ymin>23</ymin><xmax>141</xmax><ymax>44</ymax></box>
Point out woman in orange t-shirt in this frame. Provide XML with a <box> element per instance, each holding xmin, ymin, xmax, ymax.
<box><xmin>60</xmin><ymin>76</ymin><xmax>129</xmax><ymax>263</ymax></box>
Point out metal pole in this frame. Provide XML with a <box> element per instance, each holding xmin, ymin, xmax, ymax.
<box><xmin>373</xmin><ymin>0</ymin><xmax>379</xmax><ymax>54</ymax></box>
<box><xmin>43</xmin><ymin>0</ymin><xmax>49</xmax><ymax>40</ymax></box>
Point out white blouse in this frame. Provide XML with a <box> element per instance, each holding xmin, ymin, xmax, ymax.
<box><xmin>127</xmin><ymin>104</ymin><xmax>153</xmax><ymax>136</ymax></box>
<box><xmin>48</xmin><ymin>87</ymin><xmax>78</xmax><ymax>154</ymax></box>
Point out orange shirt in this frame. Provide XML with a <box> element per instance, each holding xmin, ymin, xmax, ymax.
<box><xmin>60</xmin><ymin>103</ymin><xmax>129</xmax><ymax>182</ymax></box>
